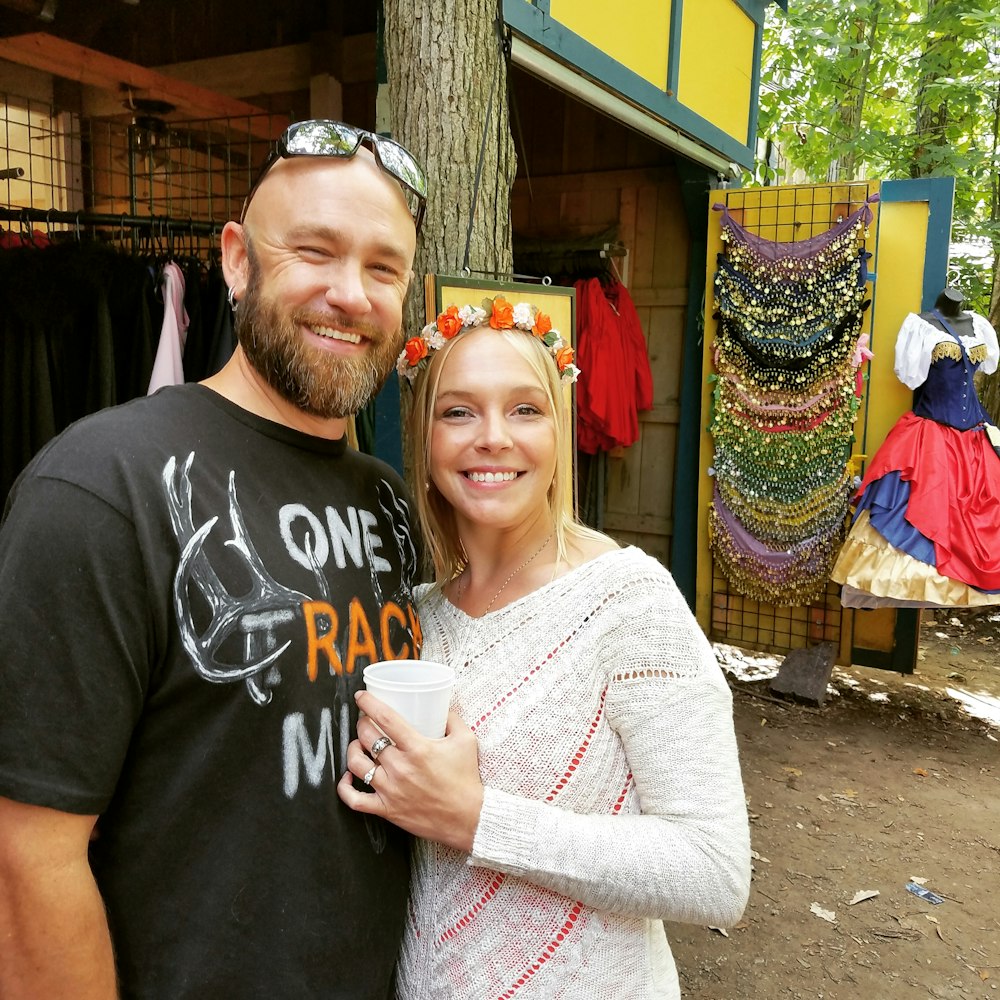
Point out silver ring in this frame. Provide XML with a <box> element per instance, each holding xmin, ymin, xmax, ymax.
<box><xmin>362</xmin><ymin>764</ymin><xmax>379</xmax><ymax>786</ymax></box>
<box><xmin>370</xmin><ymin>735</ymin><xmax>392</xmax><ymax>759</ymax></box>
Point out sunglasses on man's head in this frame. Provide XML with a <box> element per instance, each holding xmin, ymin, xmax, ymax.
<box><xmin>240</xmin><ymin>120</ymin><xmax>428</xmax><ymax>232</ymax></box>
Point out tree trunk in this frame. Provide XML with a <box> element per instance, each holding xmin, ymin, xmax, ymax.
<box><xmin>834</xmin><ymin>4</ymin><xmax>880</xmax><ymax>181</ymax></box>
<box><xmin>972</xmin><ymin>57</ymin><xmax>1000</xmax><ymax>424</ymax></box>
<box><xmin>381</xmin><ymin>0</ymin><xmax>517</xmax><ymax>341</ymax></box>
<box><xmin>380</xmin><ymin>0</ymin><xmax>517</xmax><ymax>507</ymax></box>
<box><xmin>910</xmin><ymin>0</ymin><xmax>952</xmax><ymax>179</ymax></box>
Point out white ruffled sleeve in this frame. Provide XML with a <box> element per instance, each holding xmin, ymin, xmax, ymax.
<box><xmin>972</xmin><ymin>313</ymin><xmax>999</xmax><ymax>376</ymax></box>
<box><xmin>893</xmin><ymin>312</ymin><xmax>935</xmax><ymax>389</ymax></box>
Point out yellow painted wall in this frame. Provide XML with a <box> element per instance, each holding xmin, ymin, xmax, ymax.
<box><xmin>678</xmin><ymin>0</ymin><xmax>754</xmax><ymax>143</ymax></box>
<box><xmin>859</xmin><ymin>201</ymin><xmax>928</xmax><ymax>461</ymax></box>
<box><xmin>549</xmin><ymin>0</ymin><xmax>671</xmax><ymax>89</ymax></box>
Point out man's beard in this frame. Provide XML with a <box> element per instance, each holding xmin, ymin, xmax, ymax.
<box><xmin>235</xmin><ymin>266</ymin><xmax>403</xmax><ymax>420</ymax></box>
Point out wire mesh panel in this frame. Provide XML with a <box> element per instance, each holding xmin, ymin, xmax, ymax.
<box><xmin>703</xmin><ymin>180</ymin><xmax>880</xmax><ymax>657</ymax></box>
<box><xmin>1</xmin><ymin>89</ymin><xmax>277</xmax><ymax>251</ymax></box>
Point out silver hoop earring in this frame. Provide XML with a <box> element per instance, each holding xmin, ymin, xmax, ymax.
<box><xmin>227</xmin><ymin>285</ymin><xmax>238</xmax><ymax>310</ymax></box>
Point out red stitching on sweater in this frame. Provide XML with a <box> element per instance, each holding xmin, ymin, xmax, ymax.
<box><xmin>496</xmin><ymin>902</ymin><xmax>584</xmax><ymax>999</ymax></box>
<box><xmin>544</xmin><ymin>686</ymin><xmax>607</xmax><ymax>802</ymax></box>
<box><xmin>436</xmin><ymin>871</ymin><xmax>507</xmax><ymax>945</ymax></box>
<box><xmin>470</xmin><ymin>632</ymin><xmax>578</xmax><ymax>730</ymax></box>
<box><xmin>613</xmin><ymin>772</ymin><xmax>633</xmax><ymax>813</ymax></box>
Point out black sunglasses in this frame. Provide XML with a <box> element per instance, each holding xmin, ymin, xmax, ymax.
<box><xmin>240</xmin><ymin>120</ymin><xmax>427</xmax><ymax>232</ymax></box>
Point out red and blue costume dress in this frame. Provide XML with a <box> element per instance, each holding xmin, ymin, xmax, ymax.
<box><xmin>832</xmin><ymin>309</ymin><xmax>1000</xmax><ymax>607</ymax></box>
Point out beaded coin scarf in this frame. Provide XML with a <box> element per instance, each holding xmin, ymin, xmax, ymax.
<box><xmin>707</xmin><ymin>195</ymin><xmax>878</xmax><ymax>605</ymax></box>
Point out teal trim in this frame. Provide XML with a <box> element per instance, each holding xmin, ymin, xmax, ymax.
<box><xmin>666</xmin><ymin>0</ymin><xmax>683</xmax><ymax>95</ymax></box>
<box><xmin>879</xmin><ymin>177</ymin><xmax>956</xmax><ymax>310</ymax></box>
<box><xmin>504</xmin><ymin>0</ymin><xmax>755</xmax><ymax>168</ymax></box>
<box><xmin>671</xmin><ymin>160</ymin><xmax>714</xmax><ymax>609</ymax></box>
<box><xmin>747</xmin><ymin>19</ymin><xmax>763</xmax><ymax>147</ymax></box>
<box><xmin>732</xmin><ymin>0</ymin><xmax>769</xmax><ymax>24</ymax></box>
<box><xmin>373</xmin><ymin>380</ymin><xmax>404</xmax><ymax>475</ymax></box>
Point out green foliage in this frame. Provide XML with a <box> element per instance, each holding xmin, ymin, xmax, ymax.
<box><xmin>756</xmin><ymin>0</ymin><xmax>1000</xmax><ymax>313</ymax></box>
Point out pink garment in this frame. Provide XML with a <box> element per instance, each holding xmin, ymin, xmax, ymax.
<box><xmin>148</xmin><ymin>262</ymin><xmax>189</xmax><ymax>394</ymax></box>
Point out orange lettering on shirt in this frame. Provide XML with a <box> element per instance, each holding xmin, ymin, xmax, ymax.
<box><xmin>303</xmin><ymin>600</ymin><xmax>343</xmax><ymax>680</ymax></box>
<box><xmin>380</xmin><ymin>602</ymin><xmax>410</xmax><ymax>660</ymax></box>
<box><xmin>345</xmin><ymin>597</ymin><xmax>377</xmax><ymax>674</ymax></box>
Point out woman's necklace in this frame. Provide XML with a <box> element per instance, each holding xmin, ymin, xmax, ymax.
<box><xmin>459</xmin><ymin>531</ymin><xmax>554</xmax><ymax>614</ymax></box>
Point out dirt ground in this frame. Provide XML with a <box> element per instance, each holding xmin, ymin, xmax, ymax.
<box><xmin>667</xmin><ymin>607</ymin><xmax>1000</xmax><ymax>1000</ymax></box>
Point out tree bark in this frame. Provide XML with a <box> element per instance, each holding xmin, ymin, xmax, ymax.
<box><xmin>381</xmin><ymin>0</ymin><xmax>517</xmax><ymax>340</ymax></box>
<box><xmin>972</xmin><ymin>57</ymin><xmax>1000</xmax><ymax>423</ymax></box>
<box><xmin>910</xmin><ymin>0</ymin><xmax>952</xmax><ymax>179</ymax></box>
<box><xmin>834</xmin><ymin>4</ymin><xmax>880</xmax><ymax>182</ymax></box>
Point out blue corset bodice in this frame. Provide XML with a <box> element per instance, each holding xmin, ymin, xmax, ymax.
<box><xmin>912</xmin><ymin>311</ymin><xmax>991</xmax><ymax>430</ymax></box>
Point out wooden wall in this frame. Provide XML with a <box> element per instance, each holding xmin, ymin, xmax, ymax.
<box><xmin>510</xmin><ymin>69</ymin><xmax>691</xmax><ymax>565</ymax></box>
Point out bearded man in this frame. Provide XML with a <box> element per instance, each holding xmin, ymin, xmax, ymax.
<box><xmin>0</xmin><ymin>121</ymin><xmax>426</xmax><ymax>1000</ymax></box>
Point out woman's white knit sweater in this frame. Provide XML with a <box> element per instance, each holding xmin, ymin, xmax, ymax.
<box><xmin>398</xmin><ymin>547</ymin><xmax>750</xmax><ymax>999</ymax></box>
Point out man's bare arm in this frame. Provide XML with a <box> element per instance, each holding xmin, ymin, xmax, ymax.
<box><xmin>0</xmin><ymin>796</ymin><xmax>117</xmax><ymax>999</ymax></box>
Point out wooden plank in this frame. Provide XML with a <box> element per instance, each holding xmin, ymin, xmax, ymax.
<box><xmin>645</xmin><ymin>306</ymin><xmax>683</xmax><ymax>403</ymax></box>
<box><xmin>155</xmin><ymin>45</ymin><xmax>310</xmax><ymax>100</ymax></box>
<box><xmin>0</xmin><ymin>33</ymin><xmax>284</xmax><ymax>139</ymax></box>
<box><xmin>561</xmin><ymin>94</ymin><xmax>594</xmax><ymax>174</ymax></box>
<box><xmin>603</xmin><ymin>512</ymin><xmax>673</xmax><ymax>536</ymax></box>
<box><xmin>606</xmin><ymin>445</ymin><xmax>642</xmax><ymax>516</ymax></box>
<box><xmin>638</xmin><ymin>421</ymin><xmax>676</xmax><ymax>521</ymax></box>
<box><xmin>513</xmin><ymin>166</ymin><xmax>673</xmax><ymax>196</ymax></box>
<box><xmin>629</xmin><ymin>287</ymin><xmax>687</xmax><ymax>307</ymax></box>
<box><xmin>632</xmin><ymin>185</ymin><xmax>658</xmax><ymax>289</ymax></box>
<box><xmin>640</xmin><ymin>403</ymin><xmax>681</xmax><ymax>424</ymax></box>
<box><xmin>618</xmin><ymin>184</ymin><xmax>637</xmax><ymax>284</ymax></box>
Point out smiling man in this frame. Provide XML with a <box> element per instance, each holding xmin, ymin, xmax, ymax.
<box><xmin>0</xmin><ymin>121</ymin><xmax>426</xmax><ymax>1000</ymax></box>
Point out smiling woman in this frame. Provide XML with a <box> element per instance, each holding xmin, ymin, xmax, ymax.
<box><xmin>336</xmin><ymin>296</ymin><xmax>753</xmax><ymax>1000</ymax></box>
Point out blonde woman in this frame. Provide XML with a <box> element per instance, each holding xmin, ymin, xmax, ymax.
<box><xmin>339</xmin><ymin>297</ymin><xmax>750</xmax><ymax>999</ymax></box>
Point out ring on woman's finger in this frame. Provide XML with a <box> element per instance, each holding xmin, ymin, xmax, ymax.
<box><xmin>370</xmin><ymin>735</ymin><xmax>392</xmax><ymax>759</ymax></box>
<box><xmin>362</xmin><ymin>764</ymin><xmax>380</xmax><ymax>786</ymax></box>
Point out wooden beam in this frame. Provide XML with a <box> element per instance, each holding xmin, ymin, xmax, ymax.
<box><xmin>0</xmin><ymin>33</ymin><xmax>285</xmax><ymax>139</ymax></box>
<box><xmin>513</xmin><ymin>167</ymin><xmax>674</xmax><ymax>195</ymax></box>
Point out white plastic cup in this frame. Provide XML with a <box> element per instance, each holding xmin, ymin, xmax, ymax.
<box><xmin>362</xmin><ymin>659</ymin><xmax>456</xmax><ymax>739</ymax></box>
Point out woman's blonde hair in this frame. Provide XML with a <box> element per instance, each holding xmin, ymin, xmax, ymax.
<box><xmin>407</xmin><ymin>325</ymin><xmax>607</xmax><ymax>583</ymax></box>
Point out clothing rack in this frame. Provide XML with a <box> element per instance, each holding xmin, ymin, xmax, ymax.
<box><xmin>0</xmin><ymin>205</ymin><xmax>223</xmax><ymax>238</ymax></box>
<box><xmin>513</xmin><ymin>236</ymin><xmax>630</xmax><ymax>285</ymax></box>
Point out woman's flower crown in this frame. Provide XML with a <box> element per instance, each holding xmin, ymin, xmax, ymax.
<box><xmin>396</xmin><ymin>295</ymin><xmax>581</xmax><ymax>385</ymax></box>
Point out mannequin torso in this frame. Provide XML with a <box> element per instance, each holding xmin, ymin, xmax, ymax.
<box><xmin>921</xmin><ymin>286</ymin><xmax>974</xmax><ymax>338</ymax></box>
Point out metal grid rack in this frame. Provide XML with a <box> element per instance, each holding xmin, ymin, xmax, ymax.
<box><xmin>706</xmin><ymin>180</ymin><xmax>879</xmax><ymax>656</ymax></box>
<box><xmin>1</xmin><ymin>89</ymin><xmax>277</xmax><ymax>251</ymax></box>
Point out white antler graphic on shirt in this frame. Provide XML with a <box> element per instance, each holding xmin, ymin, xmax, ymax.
<box><xmin>164</xmin><ymin>452</ymin><xmax>315</xmax><ymax>705</ymax></box>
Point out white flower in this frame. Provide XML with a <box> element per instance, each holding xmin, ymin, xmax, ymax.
<box><xmin>427</xmin><ymin>330</ymin><xmax>446</xmax><ymax>350</ymax></box>
<box><xmin>458</xmin><ymin>305</ymin><xmax>487</xmax><ymax>327</ymax></box>
<box><xmin>512</xmin><ymin>302</ymin><xmax>534</xmax><ymax>328</ymax></box>
<box><xmin>561</xmin><ymin>364</ymin><xmax>581</xmax><ymax>385</ymax></box>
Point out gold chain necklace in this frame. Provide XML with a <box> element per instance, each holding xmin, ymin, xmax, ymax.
<box><xmin>460</xmin><ymin>531</ymin><xmax>554</xmax><ymax>614</ymax></box>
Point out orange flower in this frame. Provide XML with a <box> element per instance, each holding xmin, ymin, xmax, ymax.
<box><xmin>490</xmin><ymin>297</ymin><xmax>514</xmax><ymax>330</ymax></box>
<box><xmin>403</xmin><ymin>336</ymin><xmax>428</xmax><ymax>366</ymax></box>
<box><xmin>532</xmin><ymin>312</ymin><xmax>552</xmax><ymax>338</ymax></box>
<box><xmin>437</xmin><ymin>305</ymin><xmax>463</xmax><ymax>339</ymax></box>
<box><xmin>554</xmin><ymin>345</ymin><xmax>575</xmax><ymax>371</ymax></box>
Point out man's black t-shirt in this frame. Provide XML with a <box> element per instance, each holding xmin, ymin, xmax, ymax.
<box><xmin>0</xmin><ymin>384</ymin><xmax>420</xmax><ymax>999</ymax></box>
